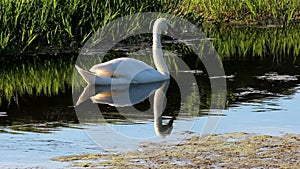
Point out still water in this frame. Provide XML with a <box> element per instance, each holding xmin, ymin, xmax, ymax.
<box><xmin>1</xmin><ymin>27</ymin><xmax>300</xmax><ymax>167</ymax></box>
<box><xmin>0</xmin><ymin>55</ymin><xmax>299</xmax><ymax>168</ymax></box>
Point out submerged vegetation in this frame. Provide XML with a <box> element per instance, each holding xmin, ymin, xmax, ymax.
<box><xmin>52</xmin><ymin>132</ymin><xmax>300</xmax><ymax>168</ymax></box>
<box><xmin>0</xmin><ymin>0</ymin><xmax>300</xmax><ymax>56</ymax></box>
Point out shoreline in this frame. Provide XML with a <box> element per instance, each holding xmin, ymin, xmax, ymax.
<box><xmin>52</xmin><ymin>132</ymin><xmax>300</xmax><ymax>168</ymax></box>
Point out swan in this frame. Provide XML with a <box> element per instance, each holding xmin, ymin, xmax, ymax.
<box><xmin>75</xmin><ymin>18</ymin><xmax>172</xmax><ymax>85</ymax></box>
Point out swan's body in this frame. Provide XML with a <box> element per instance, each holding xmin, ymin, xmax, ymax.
<box><xmin>75</xmin><ymin>58</ymin><xmax>167</xmax><ymax>85</ymax></box>
<box><xmin>75</xmin><ymin>18</ymin><xmax>171</xmax><ymax>85</ymax></box>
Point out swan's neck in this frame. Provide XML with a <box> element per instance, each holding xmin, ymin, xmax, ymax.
<box><xmin>153</xmin><ymin>30</ymin><xmax>169</xmax><ymax>77</ymax></box>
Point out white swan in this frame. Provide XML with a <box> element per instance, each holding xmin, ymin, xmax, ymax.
<box><xmin>75</xmin><ymin>18</ymin><xmax>172</xmax><ymax>85</ymax></box>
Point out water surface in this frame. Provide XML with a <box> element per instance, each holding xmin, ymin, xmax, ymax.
<box><xmin>1</xmin><ymin>26</ymin><xmax>300</xmax><ymax>167</ymax></box>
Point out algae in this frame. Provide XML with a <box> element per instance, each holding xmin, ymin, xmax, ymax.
<box><xmin>52</xmin><ymin>132</ymin><xmax>300</xmax><ymax>168</ymax></box>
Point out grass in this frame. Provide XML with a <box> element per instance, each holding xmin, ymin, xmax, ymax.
<box><xmin>0</xmin><ymin>0</ymin><xmax>181</xmax><ymax>55</ymax></box>
<box><xmin>182</xmin><ymin>0</ymin><xmax>300</xmax><ymax>26</ymax></box>
<box><xmin>206</xmin><ymin>25</ymin><xmax>300</xmax><ymax>60</ymax></box>
<box><xmin>0</xmin><ymin>0</ymin><xmax>300</xmax><ymax>55</ymax></box>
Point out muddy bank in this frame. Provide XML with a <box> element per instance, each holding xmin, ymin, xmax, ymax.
<box><xmin>53</xmin><ymin>132</ymin><xmax>300</xmax><ymax>168</ymax></box>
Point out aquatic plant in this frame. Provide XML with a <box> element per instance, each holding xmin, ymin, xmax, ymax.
<box><xmin>1</xmin><ymin>0</ymin><xmax>299</xmax><ymax>55</ymax></box>
<box><xmin>0</xmin><ymin>0</ymin><xmax>181</xmax><ymax>54</ymax></box>
<box><xmin>52</xmin><ymin>132</ymin><xmax>300</xmax><ymax>168</ymax></box>
<box><xmin>206</xmin><ymin>25</ymin><xmax>300</xmax><ymax>60</ymax></box>
<box><xmin>183</xmin><ymin>0</ymin><xmax>300</xmax><ymax>26</ymax></box>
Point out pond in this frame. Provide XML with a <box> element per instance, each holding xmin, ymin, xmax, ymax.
<box><xmin>0</xmin><ymin>26</ymin><xmax>300</xmax><ymax>168</ymax></box>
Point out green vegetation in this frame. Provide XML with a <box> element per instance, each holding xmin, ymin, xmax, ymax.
<box><xmin>206</xmin><ymin>25</ymin><xmax>300</xmax><ymax>60</ymax></box>
<box><xmin>1</xmin><ymin>0</ymin><xmax>300</xmax><ymax>116</ymax></box>
<box><xmin>1</xmin><ymin>0</ymin><xmax>300</xmax><ymax>55</ymax></box>
<box><xmin>52</xmin><ymin>132</ymin><xmax>300</xmax><ymax>168</ymax></box>
<box><xmin>183</xmin><ymin>0</ymin><xmax>300</xmax><ymax>26</ymax></box>
<box><xmin>0</xmin><ymin>0</ymin><xmax>180</xmax><ymax>54</ymax></box>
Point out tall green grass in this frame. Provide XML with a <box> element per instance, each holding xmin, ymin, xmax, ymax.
<box><xmin>0</xmin><ymin>0</ymin><xmax>180</xmax><ymax>54</ymax></box>
<box><xmin>1</xmin><ymin>0</ymin><xmax>299</xmax><ymax>55</ymax></box>
<box><xmin>184</xmin><ymin>0</ymin><xmax>300</xmax><ymax>25</ymax></box>
<box><xmin>206</xmin><ymin>26</ymin><xmax>300</xmax><ymax>60</ymax></box>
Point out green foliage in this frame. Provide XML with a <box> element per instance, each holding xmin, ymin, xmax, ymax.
<box><xmin>184</xmin><ymin>0</ymin><xmax>300</xmax><ymax>25</ymax></box>
<box><xmin>0</xmin><ymin>0</ymin><xmax>180</xmax><ymax>54</ymax></box>
<box><xmin>2</xmin><ymin>0</ymin><xmax>299</xmax><ymax>55</ymax></box>
<box><xmin>206</xmin><ymin>26</ymin><xmax>300</xmax><ymax>60</ymax></box>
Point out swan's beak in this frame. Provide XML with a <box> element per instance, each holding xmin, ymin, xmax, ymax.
<box><xmin>167</xmin><ymin>24</ymin><xmax>175</xmax><ymax>37</ymax></box>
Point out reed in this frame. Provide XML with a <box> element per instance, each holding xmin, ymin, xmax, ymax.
<box><xmin>0</xmin><ymin>0</ymin><xmax>180</xmax><ymax>54</ymax></box>
<box><xmin>1</xmin><ymin>0</ymin><xmax>299</xmax><ymax>55</ymax></box>
<box><xmin>184</xmin><ymin>0</ymin><xmax>300</xmax><ymax>26</ymax></box>
<box><xmin>205</xmin><ymin>25</ymin><xmax>300</xmax><ymax>60</ymax></box>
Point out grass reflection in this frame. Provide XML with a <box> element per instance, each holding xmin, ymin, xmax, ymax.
<box><xmin>0</xmin><ymin>56</ymin><xmax>75</xmax><ymax>105</ymax></box>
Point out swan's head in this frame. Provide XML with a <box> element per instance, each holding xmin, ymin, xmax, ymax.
<box><xmin>154</xmin><ymin>116</ymin><xmax>174</xmax><ymax>138</ymax></box>
<box><xmin>153</xmin><ymin>18</ymin><xmax>173</xmax><ymax>36</ymax></box>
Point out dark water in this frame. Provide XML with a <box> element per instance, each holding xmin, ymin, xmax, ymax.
<box><xmin>1</xmin><ymin>55</ymin><xmax>299</xmax><ymax>126</ymax></box>
<box><xmin>1</xmin><ymin>55</ymin><xmax>299</xmax><ymax>167</ymax></box>
<box><xmin>1</xmin><ymin>27</ymin><xmax>300</xmax><ymax>167</ymax></box>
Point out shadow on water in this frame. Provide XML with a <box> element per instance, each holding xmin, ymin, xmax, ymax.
<box><xmin>0</xmin><ymin>55</ymin><xmax>77</xmax><ymax>127</ymax></box>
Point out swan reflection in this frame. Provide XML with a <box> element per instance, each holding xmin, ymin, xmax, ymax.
<box><xmin>76</xmin><ymin>80</ymin><xmax>175</xmax><ymax>137</ymax></box>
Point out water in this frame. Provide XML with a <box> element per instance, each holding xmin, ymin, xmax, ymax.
<box><xmin>1</xmin><ymin>29</ymin><xmax>300</xmax><ymax>167</ymax></box>
<box><xmin>0</xmin><ymin>126</ymin><xmax>101</xmax><ymax>168</ymax></box>
<box><xmin>1</xmin><ymin>55</ymin><xmax>299</xmax><ymax>168</ymax></box>
<box><xmin>203</xmin><ymin>87</ymin><xmax>300</xmax><ymax>135</ymax></box>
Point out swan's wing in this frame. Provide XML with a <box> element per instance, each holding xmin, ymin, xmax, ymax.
<box><xmin>132</xmin><ymin>68</ymin><xmax>165</xmax><ymax>83</ymax></box>
<box><xmin>89</xmin><ymin>60</ymin><xmax>119</xmax><ymax>77</ymax></box>
<box><xmin>76</xmin><ymin>58</ymin><xmax>165</xmax><ymax>85</ymax></box>
<box><xmin>89</xmin><ymin>58</ymin><xmax>154</xmax><ymax>78</ymax></box>
<box><xmin>75</xmin><ymin>65</ymin><xmax>97</xmax><ymax>84</ymax></box>
<box><xmin>75</xmin><ymin>65</ymin><xmax>112</xmax><ymax>84</ymax></box>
